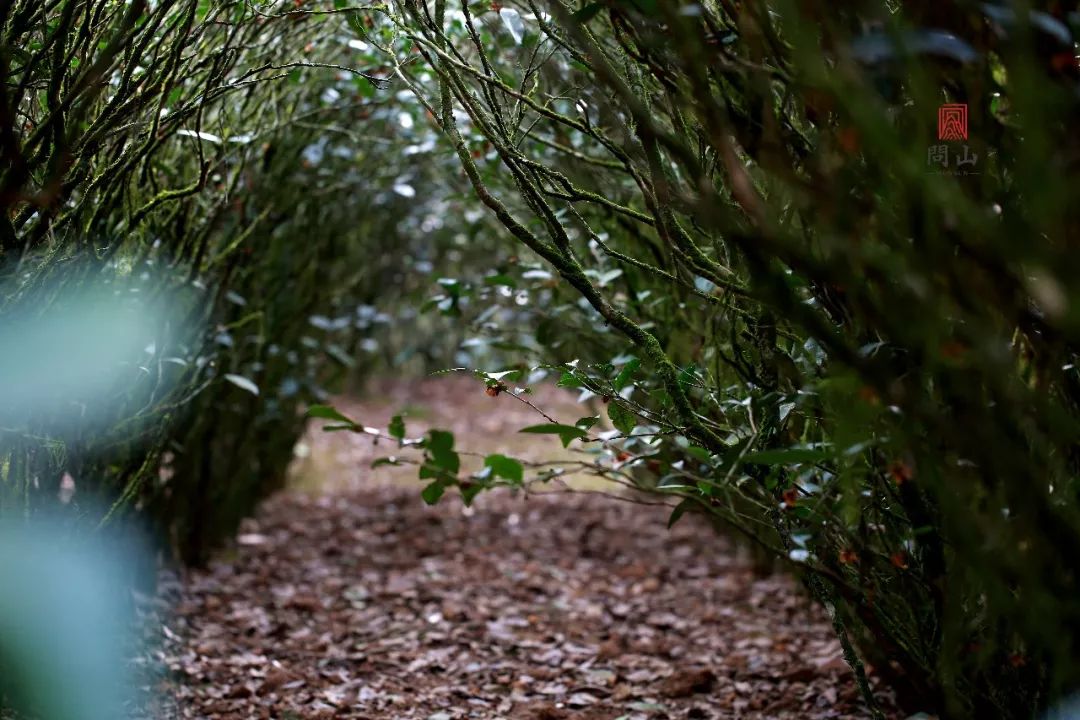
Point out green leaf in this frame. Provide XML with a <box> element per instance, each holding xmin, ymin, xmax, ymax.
<box><xmin>519</xmin><ymin>423</ymin><xmax>588</xmax><ymax>448</ymax></box>
<box><xmin>485</xmin><ymin>369</ymin><xmax>522</xmax><ymax>382</ymax></box>
<box><xmin>575</xmin><ymin>415</ymin><xmax>600</xmax><ymax>430</ymax></box>
<box><xmin>428</xmin><ymin>429</ymin><xmax>454</xmax><ymax>453</ymax></box>
<box><xmin>371</xmin><ymin>457</ymin><xmax>401</xmax><ymax>468</ymax></box>
<box><xmin>389</xmin><ymin>414</ymin><xmax>405</xmax><ymax>440</ymax></box>
<box><xmin>460</xmin><ymin>482</ymin><xmax>484</xmax><ymax>506</ymax></box>
<box><xmin>608</xmin><ymin>402</ymin><xmax>636</xmax><ymax>435</ymax></box>
<box><xmin>166</xmin><ymin>86</ymin><xmax>184</xmax><ymax>107</ymax></box>
<box><xmin>613</xmin><ymin>357</ymin><xmax>640</xmax><ymax>391</ymax></box>
<box><xmin>742</xmin><ymin>447</ymin><xmax>832</xmax><ymax>465</ymax></box>
<box><xmin>347</xmin><ymin>10</ymin><xmax>367</xmax><ymax>37</ymax></box>
<box><xmin>421</xmin><ymin>481</ymin><xmax>445</xmax><ymax>505</ymax></box>
<box><xmin>321</xmin><ymin>424</ymin><xmax>359</xmax><ymax>433</ymax></box>
<box><xmin>224</xmin><ymin>374</ymin><xmax>259</xmax><ymax>396</ymax></box>
<box><xmin>557</xmin><ymin>370</ymin><xmax>582</xmax><ymax>388</ymax></box>
<box><xmin>684</xmin><ymin>445</ymin><xmax>712</xmax><ymax>463</ymax></box>
<box><xmin>483</xmin><ymin>273</ymin><xmax>516</xmax><ymax>287</ymax></box>
<box><xmin>677</xmin><ymin>363</ymin><xmax>697</xmax><ymax>394</ymax></box>
<box><xmin>484</xmin><ymin>454</ymin><xmax>524</xmax><ymax>484</ymax></box>
<box><xmin>573</xmin><ymin>2</ymin><xmax>604</xmax><ymax>22</ymax></box>
<box><xmin>307</xmin><ymin>404</ymin><xmax>358</xmax><ymax>426</ymax></box>
<box><xmin>667</xmin><ymin>498</ymin><xmax>694</xmax><ymax>528</ymax></box>
<box><xmin>427</xmin><ymin>430</ymin><xmax>460</xmax><ymax>474</ymax></box>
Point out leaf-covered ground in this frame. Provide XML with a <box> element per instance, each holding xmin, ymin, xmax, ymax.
<box><xmin>149</xmin><ymin>379</ymin><xmax>901</xmax><ymax>719</ymax></box>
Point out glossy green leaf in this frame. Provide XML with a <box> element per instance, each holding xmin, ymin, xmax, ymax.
<box><xmin>575</xmin><ymin>415</ymin><xmax>600</xmax><ymax>430</ymax></box>
<box><xmin>613</xmin><ymin>357</ymin><xmax>640</xmax><ymax>391</ymax></box>
<box><xmin>608</xmin><ymin>402</ymin><xmax>635</xmax><ymax>435</ymax></box>
<box><xmin>307</xmin><ymin>404</ymin><xmax>358</xmax><ymax>425</ymax></box>
<box><xmin>421</xmin><ymin>480</ymin><xmax>445</xmax><ymax>505</ymax></box>
<box><xmin>557</xmin><ymin>371</ymin><xmax>582</xmax><ymax>388</ymax></box>
<box><xmin>484</xmin><ymin>454</ymin><xmax>523</xmax><ymax>484</ymax></box>
<box><xmin>426</xmin><ymin>430</ymin><xmax>460</xmax><ymax>474</ymax></box>
<box><xmin>460</xmin><ymin>482</ymin><xmax>483</xmax><ymax>506</ymax></box>
<box><xmin>667</xmin><ymin>498</ymin><xmax>694</xmax><ymax>528</ymax></box>
<box><xmin>519</xmin><ymin>423</ymin><xmax>588</xmax><ymax>448</ymax></box>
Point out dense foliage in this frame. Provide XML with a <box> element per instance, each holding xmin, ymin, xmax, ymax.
<box><xmin>0</xmin><ymin>0</ymin><xmax>493</xmax><ymax>564</ymax></box>
<box><xmin>4</xmin><ymin>0</ymin><xmax>1080</xmax><ymax>719</ymax></box>
<box><xmin>309</xmin><ymin>1</ymin><xmax>1080</xmax><ymax>718</ymax></box>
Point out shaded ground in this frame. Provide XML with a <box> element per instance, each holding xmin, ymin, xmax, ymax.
<box><xmin>153</xmin><ymin>377</ymin><xmax>900</xmax><ymax>719</ymax></box>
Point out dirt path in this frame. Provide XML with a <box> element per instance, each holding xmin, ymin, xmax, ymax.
<box><xmin>154</xmin><ymin>378</ymin><xmax>898</xmax><ymax>719</ymax></box>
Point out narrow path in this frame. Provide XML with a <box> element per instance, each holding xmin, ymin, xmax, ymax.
<box><xmin>154</xmin><ymin>379</ymin><xmax>898</xmax><ymax>719</ymax></box>
<box><xmin>157</xmin><ymin>488</ymin><xmax>896</xmax><ymax>719</ymax></box>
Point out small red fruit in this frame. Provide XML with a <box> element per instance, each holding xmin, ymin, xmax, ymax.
<box><xmin>889</xmin><ymin>461</ymin><xmax>914</xmax><ymax>486</ymax></box>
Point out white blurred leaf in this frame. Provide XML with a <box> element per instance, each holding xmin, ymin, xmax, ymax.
<box><xmin>500</xmin><ymin>8</ymin><xmax>524</xmax><ymax>44</ymax></box>
<box><xmin>224</xmin><ymin>374</ymin><xmax>259</xmax><ymax>396</ymax></box>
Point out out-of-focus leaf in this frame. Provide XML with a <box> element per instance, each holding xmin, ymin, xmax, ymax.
<box><xmin>306</xmin><ymin>404</ymin><xmax>357</xmax><ymax>425</ymax></box>
<box><xmin>347</xmin><ymin>10</ymin><xmax>367</xmax><ymax>38</ymax></box>
<box><xmin>614</xmin><ymin>357</ymin><xmax>640</xmax><ymax>391</ymax></box>
<box><xmin>575</xmin><ymin>415</ymin><xmax>600</xmax><ymax>430</ymax></box>
<box><xmin>421</xmin><ymin>480</ymin><xmax>445</xmax><ymax>505</ymax></box>
<box><xmin>484</xmin><ymin>454</ymin><xmax>523</xmax><ymax>484</ymax></box>
<box><xmin>608</xmin><ymin>402</ymin><xmax>636</xmax><ymax>435</ymax></box>
<box><xmin>483</xmin><ymin>273</ymin><xmax>516</xmax><ymax>287</ymax></box>
<box><xmin>742</xmin><ymin>447</ymin><xmax>832</xmax><ymax>465</ymax></box>
<box><xmin>625</xmin><ymin>0</ymin><xmax>658</xmax><ymax>15</ymax></box>
<box><xmin>224</xmin><ymin>374</ymin><xmax>259</xmax><ymax>396</ymax></box>
<box><xmin>321</xmin><ymin>424</ymin><xmax>358</xmax><ymax>432</ymax></box>
<box><xmin>460</xmin><ymin>482</ymin><xmax>483</xmax><ymax>506</ymax></box>
<box><xmin>558</xmin><ymin>370</ymin><xmax>582</xmax><ymax>388</ymax></box>
<box><xmin>389</xmin><ymin>414</ymin><xmax>406</xmax><ymax>440</ymax></box>
<box><xmin>519</xmin><ymin>423</ymin><xmax>588</xmax><ymax>447</ymax></box>
<box><xmin>573</xmin><ymin>2</ymin><xmax>604</xmax><ymax>23</ymax></box>
<box><xmin>500</xmin><ymin>8</ymin><xmax>525</xmax><ymax>44</ymax></box>
<box><xmin>981</xmin><ymin>4</ymin><xmax>1073</xmax><ymax>47</ymax></box>
<box><xmin>667</xmin><ymin>498</ymin><xmax>694</xmax><ymax>528</ymax></box>
<box><xmin>849</xmin><ymin>30</ymin><xmax>979</xmax><ymax>65</ymax></box>
<box><xmin>426</xmin><ymin>429</ymin><xmax>459</xmax><ymax>474</ymax></box>
<box><xmin>677</xmin><ymin>363</ymin><xmax>697</xmax><ymax>394</ymax></box>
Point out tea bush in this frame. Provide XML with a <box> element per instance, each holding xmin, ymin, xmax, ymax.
<box><xmin>305</xmin><ymin>1</ymin><xmax>1080</xmax><ymax>717</ymax></box>
<box><xmin>0</xmin><ymin>0</ymin><xmax>501</xmax><ymax>563</ymax></box>
<box><xmin>6</xmin><ymin>1</ymin><xmax>1080</xmax><ymax>718</ymax></box>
